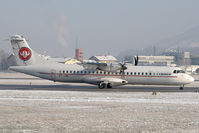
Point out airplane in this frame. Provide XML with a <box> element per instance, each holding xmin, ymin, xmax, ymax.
<box><xmin>8</xmin><ymin>35</ymin><xmax>194</xmax><ymax>90</ymax></box>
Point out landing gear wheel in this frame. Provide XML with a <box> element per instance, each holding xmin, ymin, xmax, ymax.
<box><xmin>179</xmin><ymin>85</ymin><xmax>184</xmax><ymax>90</ymax></box>
<box><xmin>107</xmin><ymin>83</ymin><xmax>112</xmax><ymax>88</ymax></box>
<box><xmin>179</xmin><ymin>87</ymin><xmax>184</xmax><ymax>90</ymax></box>
<box><xmin>98</xmin><ymin>83</ymin><xmax>106</xmax><ymax>89</ymax></box>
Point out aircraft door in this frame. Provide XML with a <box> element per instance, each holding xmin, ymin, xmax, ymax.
<box><xmin>51</xmin><ymin>69</ymin><xmax>56</xmax><ymax>81</ymax></box>
<box><xmin>146</xmin><ymin>71</ymin><xmax>153</xmax><ymax>84</ymax></box>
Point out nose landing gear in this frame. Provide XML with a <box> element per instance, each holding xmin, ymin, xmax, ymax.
<box><xmin>179</xmin><ymin>85</ymin><xmax>184</xmax><ymax>90</ymax></box>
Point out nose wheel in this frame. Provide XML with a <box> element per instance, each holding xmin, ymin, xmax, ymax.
<box><xmin>179</xmin><ymin>85</ymin><xmax>184</xmax><ymax>90</ymax></box>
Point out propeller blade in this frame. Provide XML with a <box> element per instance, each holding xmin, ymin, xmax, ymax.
<box><xmin>134</xmin><ymin>56</ymin><xmax>139</xmax><ymax>66</ymax></box>
<box><xmin>118</xmin><ymin>61</ymin><xmax>127</xmax><ymax>75</ymax></box>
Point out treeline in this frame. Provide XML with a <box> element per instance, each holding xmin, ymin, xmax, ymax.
<box><xmin>0</xmin><ymin>50</ymin><xmax>16</xmax><ymax>70</ymax></box>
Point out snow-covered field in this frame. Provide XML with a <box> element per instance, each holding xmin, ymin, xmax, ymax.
<box><xmin>0</xmin><ymin>91</ymin><xmax>199</xmax><ymax>133</ymax></box>
<box><xmin>0</xmin><ymin>72</ymin><xmax>199</xmax><ymax>132</ymax></box>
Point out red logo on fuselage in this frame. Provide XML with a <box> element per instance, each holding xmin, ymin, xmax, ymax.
<box><xmin>18</xmin><ymin>47</ymin><xmax>31</xmax><ymax>61</ymax></box>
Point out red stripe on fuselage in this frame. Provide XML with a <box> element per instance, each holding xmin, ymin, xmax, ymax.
<box><xmin>38</xmin><ymin>72</ymin><xmax>177</xmax><ymax>78</ymax></box>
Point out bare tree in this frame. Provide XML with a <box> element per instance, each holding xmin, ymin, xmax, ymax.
<box><xmin>0</xmin><ymin>50</ymin><xmax>16</xmax><ymax>70</ymax></box>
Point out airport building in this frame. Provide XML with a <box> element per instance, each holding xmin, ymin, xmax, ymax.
<box><xmin>138</xmin><ymin>56</ymin><xmax>175</xmax><ymax>66</ymax></box>
<box><xmin>49</xmin><ymin>57</ymin><xmax>81</xmax><ymax>64</ymax></box>
<box><xmin>64</xmin><ymin>58</ymin><xmax>81</xmax><ymax>64</ymax></box>
<box><xmin>163</xmin><ymin>50</ymin><xmax>192</xmax><ymax>66</ymax></box>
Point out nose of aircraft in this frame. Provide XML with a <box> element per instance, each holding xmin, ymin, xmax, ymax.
<box><xmin>187</xmin><ymin>75</ymin><xmax>195</xmax><ymax>83</ymax></box>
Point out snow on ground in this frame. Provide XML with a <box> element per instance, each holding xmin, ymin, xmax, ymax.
<box><xmin>0</xmin><ymin>90</ymin><xmax>199</xmax><ymax>133</ymax></box>
<box><xmin>0</xmin><ymin>91</ymin><xmax>199</xmax><ymax>105</ymax></box>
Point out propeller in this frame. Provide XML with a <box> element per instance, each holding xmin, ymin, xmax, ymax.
<box><xmin>134</xmin><ymin>56</ymin><xmax>139</xmax><ymax>66</ymax></box>
<box><xmin>119</xmin><ymin>62</ymin><xmax>127</xmax><ymax>75</ymax></box>
<box><xmin>119</xmin><ymin>56</ymin><xmax>138</xmax><ymax>74</ymax></box>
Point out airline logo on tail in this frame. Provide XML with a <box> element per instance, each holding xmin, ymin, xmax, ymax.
<box><xmin>18</xmin><ymin>47</ymin><xmax>31</xmax><ymax>61</ymax></box>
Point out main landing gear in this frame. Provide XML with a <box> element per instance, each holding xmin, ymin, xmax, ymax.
<box><xmin>98</xmin><ymin>82</ymin><xmax>112</xmax><ymax>89</ymax></box>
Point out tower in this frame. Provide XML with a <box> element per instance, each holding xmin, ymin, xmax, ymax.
<box><xmin>75</xmin><ymin>48</ymin><xmax>83</xmax><ymax>61</ymax></box>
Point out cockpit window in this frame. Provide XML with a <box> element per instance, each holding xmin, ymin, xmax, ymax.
<box><xmin>178</xmin><ymin>70</ymin><xmax>185</xmax><ymax>73</ymax></box>
<box><xmin>173</xmin><ymin>70</ymin><xmax>185</xmax><ymax>74</ymax></box>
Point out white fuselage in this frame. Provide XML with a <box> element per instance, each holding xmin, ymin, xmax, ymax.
<box><xmin>10</xmin><ymin>63</ymin><xmax>194</xmax><ymax>86</ymax></box>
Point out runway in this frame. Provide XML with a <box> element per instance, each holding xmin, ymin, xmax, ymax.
<box><xmin>0</xmin><ymin>72</ymin><xmax>199</xmax><ymax>132</ymax></box>
<box><xmin>0</xmin><ymin>83</ymin><xmax>199</xmax><ymax>92</ymax></box>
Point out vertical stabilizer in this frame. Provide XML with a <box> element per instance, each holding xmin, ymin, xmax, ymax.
<box><xmin>10</xmin><ymin>35</ymin><xmax>46</xmax><ymax>66</ymax></box>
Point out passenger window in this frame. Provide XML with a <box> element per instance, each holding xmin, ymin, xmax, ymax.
<box><xmin>149</xmin><ymin>73</ymin><xmax>152</xmax><ymax>75</ymax></box>
<box><xmin>73</xmin><ymin>71</ymin><xmax>76</xmax><ymax>74</ymax></box>
<box><xmin>127</xmin><ymin>72</ymin><xmax>129</xmax><ymax>75</ymax></box>
<box><xmin>130</xmin><ymin>72</ymin><xmax>133</xmax><ymax>75</ymax></box>
<box><xmin>66</xmin><ymin>71</ymin><xmax>68</xmax><ymax>73</ymax></box>
<box><xmin>142</xmin><ymin>72</ymin><xmax>144</xmax><ymax>75</ymax></box>
<box><xmin>145</xmin><ymin>73</ymin><xmax>147</xmax><ymax>75</ymax></box>
<box><xmin>70</xmin><ymin>71</ymin><xmax>72</xmax><ymax>73</ymax></box>
<box><xmin>77</xmin><ymin>71</ymin><xmax>79</xmax><ymax>74</ymax></box>
<box><xmin>84</xmin><ymin>71</ymin><xmax>87</xmax><ymax>74</ymax></box>
<box><xmin>134</xmin><ymin>72</ymin><xmax>136</xmax><ymax>75</ymax></box>
<box><xmin>138</xmin><ymin>72</ymin><xmax>140</xmax><ymax>75</ymax></box>
<box><xmin>173</xmin><ymin>70</ymin><xmax>176</xmax><ymax>73</ymax></box>
<box><xmin>63</xmin><ymin>70</ymin><xmax>65</xmax><ymax>73</ymax></box>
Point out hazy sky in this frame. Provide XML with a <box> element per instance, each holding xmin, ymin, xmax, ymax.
<box><xmin>1</xmin><ymin>0</ymin><xmax>199</xmax><ymax>58</ymax></box>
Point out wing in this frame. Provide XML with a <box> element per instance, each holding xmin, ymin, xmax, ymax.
<box><xmin>84</xmin><ymin>62</ymin><xmax>107</xmax><ymax>70</ymax></box>
<box><xmin>81</xmin><ymin>61</ymin><xmax>122</xmax><ymax>72</ymax></box>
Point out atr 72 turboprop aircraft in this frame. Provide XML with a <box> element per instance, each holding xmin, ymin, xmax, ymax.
<box><xmin>9</xmin><ymin>35</ymin><xmax>194</xmax><ymax>89</ymax></box>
